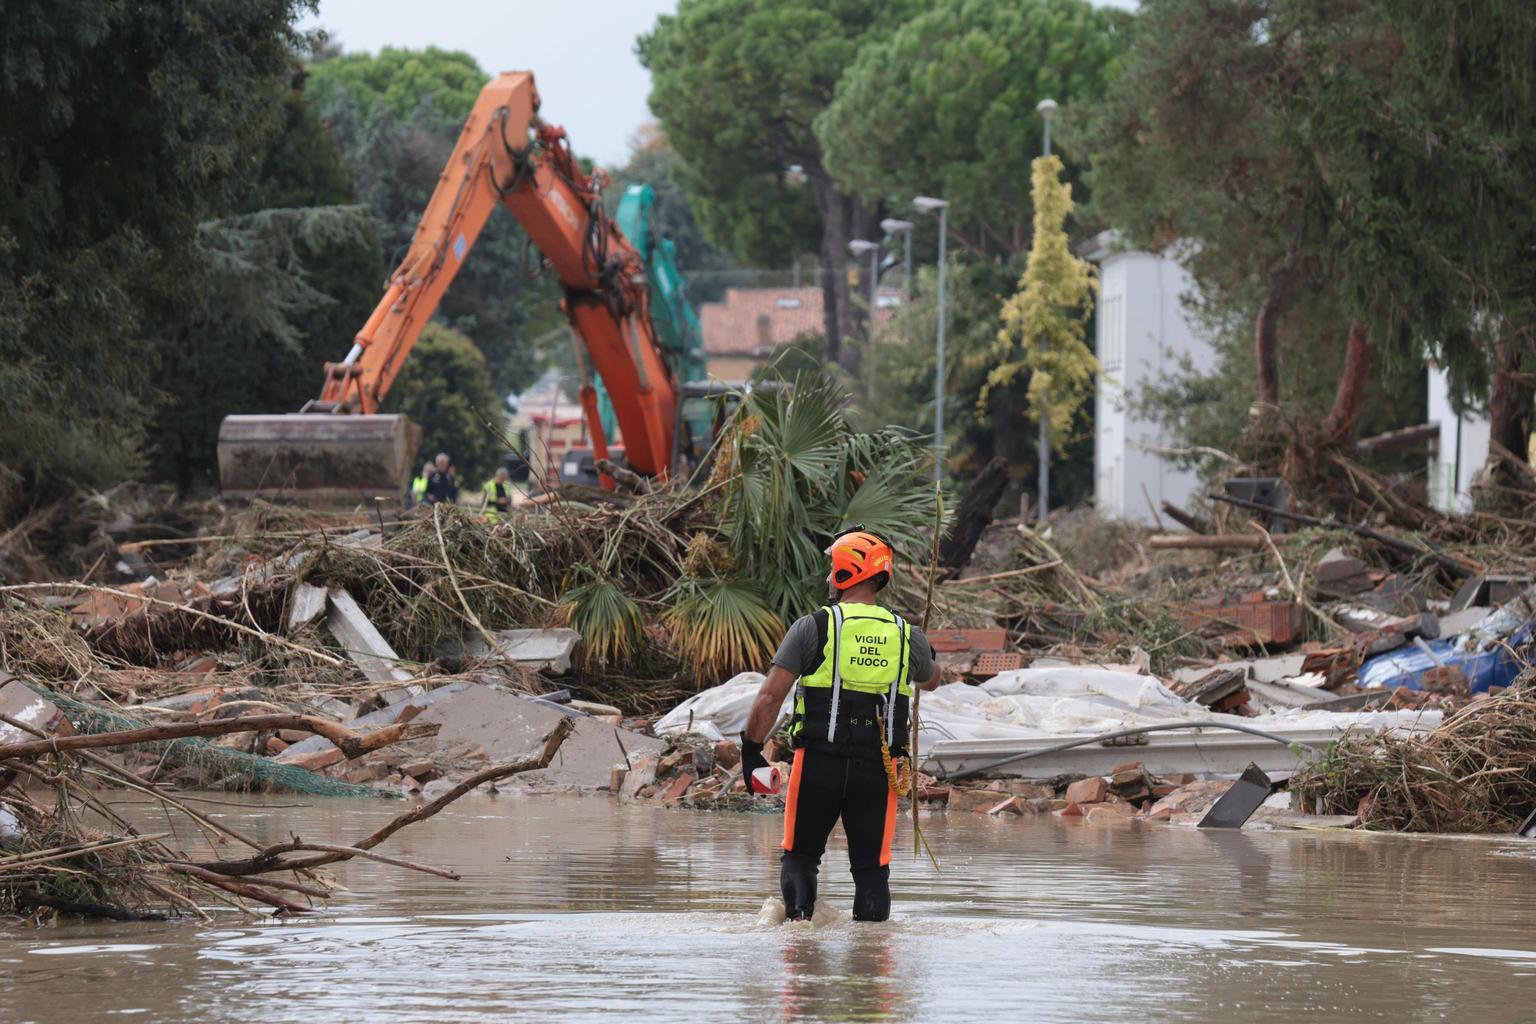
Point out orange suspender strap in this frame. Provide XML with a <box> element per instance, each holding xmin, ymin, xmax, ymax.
<box><xmin>879</xmin><ymin>784</ymin><xmax>898</xmax><ymax>866</ymax></box>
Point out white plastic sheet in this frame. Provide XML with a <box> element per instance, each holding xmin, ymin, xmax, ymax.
<box><xmin>653</xmin><ymin>672</ymin><xmax>792</xmax><ymax>743</ymax></box>
<box><xmin>658</xmin><ymin>665</ymin><xmax>1443</xmax><ymax>756</ymax></box>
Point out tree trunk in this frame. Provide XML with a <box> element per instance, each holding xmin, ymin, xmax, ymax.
<box><xmin>807</xmin><ymin>169</ymin><xmax>852</xmax><ymax>371</ymax></box>
<box><xmin>1322</xmin><ymin>322</ymin><xmax>1374</xmax><ymax>446</ymax></box>
<box><xmin>1254</xmin><ymin>250</ymin><xmax>1298</xmax><ymax>408</ymax></box>
<box><xmin>939</xmin><ymin>456</ymin><xmax>1010</xmax><ymax>569</ymax></box>
<box><xmin>1489</xmin><ymin>334</ymin><xmax>1535</xmax><ymax>470</ymax></box>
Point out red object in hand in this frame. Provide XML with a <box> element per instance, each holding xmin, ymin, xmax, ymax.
<box><xmin>750</xmin><ymin>765</ymin><xmax>782</xmax><ymax>795</ymax></box>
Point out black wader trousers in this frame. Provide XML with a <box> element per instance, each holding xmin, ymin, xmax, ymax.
<box><xmin>780</xmin><ymin>743</ymin><xmax>898</xmax><ymax>922</ymax></box>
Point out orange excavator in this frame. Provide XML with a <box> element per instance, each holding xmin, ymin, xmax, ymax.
<box><xmin>216</xmin><ymin>71</ymin><xmax>678</xmax><ymax>500</ymax></box>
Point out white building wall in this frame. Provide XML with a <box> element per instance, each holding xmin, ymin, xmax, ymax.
<box><xmin>1426</xmin><ymin>364</ymin><xmax>1490</xmax><ymax>513</ymax></box>
<box><xmin>1091</xmin><ymin>240</ymin><xmax>1215</xmax><ymax>524</ymax></box>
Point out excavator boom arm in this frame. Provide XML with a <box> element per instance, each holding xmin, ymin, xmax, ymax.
<box><xmin>320</xmin><ymin>71</ymin><xmax>677</xmax><ymax>478</ymax></box>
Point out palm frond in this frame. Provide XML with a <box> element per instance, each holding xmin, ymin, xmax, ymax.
<box><xmin>555</xmin><ymin>577</ymin><xmax>645</xmax><ymax>669</ymax></box>
<box><xmin>662</xmin><ymin>576</ymin><xmax>784</xmax><ymax>684</ymax></box>
<box><xmin>716</xmin><ymin>373</ymin><xmax>946</xmax><ymax>620</ymax></box>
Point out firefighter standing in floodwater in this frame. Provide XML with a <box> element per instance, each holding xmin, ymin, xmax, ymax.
<box><xmin>740</xmin><ymin>529</ymin><xmax>940</xmax><ymax>922</ymax></box>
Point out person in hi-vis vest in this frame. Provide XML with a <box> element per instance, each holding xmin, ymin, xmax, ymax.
<box><xmin>740</xmin><ymin>529</ymin><xmax>940</xmax><ymax>922</ymax></box>
<box><xmin>481</xmin><ymin>466</ymin><xmax>513</xmax><ymax>523</ymax></box>
<box><xmin>406</xmin><ymin>462</ymin><xmax>433</xmax><ymax>510</ymax></box>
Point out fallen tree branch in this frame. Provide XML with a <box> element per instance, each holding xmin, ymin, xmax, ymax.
<box><xmin>16</xmin><ymin>890</ymin><xmax>167</xmax><ymax>922</ymax></box>
<box><xmin>0</xmin><ymin>714</ymin><xmax>439</xmax><ymax>762</ymax></box>
<box><xmin>942</xmin><ymin>561</ymin><xmax>1063</xmax><ymax>586</ymax></box>
<box><xmin>1148</xmin><ymin>534</ymin><xmax>1267</xmax><ymax>551</ymax></box>
<box><xmin>162</xmin><ymin>863</ymin><xmax>332</xmax><ymax>899</ymax></box>
<box><xmin>160</xmin><ymin>862</ymin><xmax>313</xmax><ymax>914</ymax></box>
<box><xmin>595</xmin><ymin>458</ymin><xmax>652</xmax><ymax>495</ymax></box>
<box><xmin>3</xmin><ymin>709</ymin><xmax>265</xmax><ymax>854</ymax></box>
<box><xmin>1160</xmin><ymin>501</ymin><xmax>1211</xmax><ymax>535</ymax></box>
<box><xmin>192</xmin><ymin>840</ymin><xmax>459</xmax><ymax>881</ymax></box>
<box><xmin>1208</xmin><ymin>492</ymin><xmax>1480</xmax><ymax>579</ymax></box>
<box><xmin>192</xmin><ymin>717</ymin><xmax>576</xmax><ymax>877</ymax></box>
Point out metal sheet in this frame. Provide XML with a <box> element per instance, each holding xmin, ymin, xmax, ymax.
<box><xmin>926</xmin><ymin>726</ymin><xmax>1348</xmax><ymax>780</ymax></box>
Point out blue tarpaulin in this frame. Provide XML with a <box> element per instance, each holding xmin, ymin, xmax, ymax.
<box><xmin>1358</xmin><ymin>623</ymin><xmax>1533</xmax><ymax>693</ymax></box>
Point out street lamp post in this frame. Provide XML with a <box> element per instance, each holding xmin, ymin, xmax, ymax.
<box><xmin>848</xmin><ymin>238</ymin><xmax>881</xmax><ymax>345</ymax></box>
<box><xmin>1036</xmin><ymin>97</ymin><xmax>1057</xmax><ymax>523</ymax></box>
<box><xmin>913</xmin><ymin>196</ymin><xmax>949</xmax><ymax>482</ymax></box>
<box><xmin>880</xmin><ymin>217</ymin><xmax>915</xmax><ymax>298</ymax></box>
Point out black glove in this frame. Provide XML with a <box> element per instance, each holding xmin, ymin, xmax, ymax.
<box><xmin>740</xmin><ymin>737</ymin><xmax>768</xmax><ymax>794</ymax></box>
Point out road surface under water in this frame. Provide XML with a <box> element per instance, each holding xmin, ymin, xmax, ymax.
<box><xmin>3</xmin><ymin>792</ymin><xmax>1535</xmax><ymax>1023</ymax></box>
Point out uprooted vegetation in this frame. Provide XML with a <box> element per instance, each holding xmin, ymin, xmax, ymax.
<box><xmin>1294</xmin><ymin>669</ymin><xmax>1536</xmax><ymax>833</ymax></box>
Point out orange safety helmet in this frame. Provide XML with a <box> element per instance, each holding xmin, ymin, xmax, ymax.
<box><xmin>827</xmin><ymin>529</ymin><xmax>894</xmax><ymax>590</ymax></box>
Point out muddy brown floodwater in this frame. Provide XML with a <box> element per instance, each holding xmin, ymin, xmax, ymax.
<box><xmin>4</xmin><ymin>793</ymin><xmax>1535</xmax><ymax>1023</ymax></box>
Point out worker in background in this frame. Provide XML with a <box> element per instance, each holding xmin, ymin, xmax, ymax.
<box><xmin>740</xmin><ymin>529</ymin><xmax>940</xmax><ymax>923</ymax></box>
<box><xmin>406</xmin><ymin>462</ymin><xmax>433</xmax><ymax>510</ymax></box>
<box><xmin>425</xmin><ymin>452</ymin><xmax>458</xmax><ymax>505</ymax></box>
<box><xmin>481</xmin><ymin>466</ymin><xmax>513</xmax><ymax>524</ymax></box>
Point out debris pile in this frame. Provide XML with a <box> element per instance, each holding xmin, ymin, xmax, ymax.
<box><xmin>613</xmin><ymin>734</ymin><xmax>792</xmax><ymax>812</ymax></box>
<box><xmin>924</xmin><ymin>764</ymin><xmax>1236</xmax><ymax>826</ymax></box>
<box><xmin>2</xmin><ymin>442</ymin><xmax>1535</xmax><ymax>927</ymax></box>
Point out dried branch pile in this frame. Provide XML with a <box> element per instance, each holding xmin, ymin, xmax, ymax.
<box><xmin>1295</xmin><ymin>670</ymin><xmax>1536</xmax><ymax>832</ymax></box>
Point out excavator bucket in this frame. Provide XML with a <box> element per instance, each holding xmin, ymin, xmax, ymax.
<box><xmin>217</xmin><ymin>414</ymin><xmax>422</xmax><ymax>505</ymax></box>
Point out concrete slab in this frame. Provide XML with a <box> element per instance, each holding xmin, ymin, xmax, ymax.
<box><xmin>413</xmin><ymin>684</ymin><xmax>660</xmax><ymax>789</ymax></box>
<box><xmin>288</xmin><ymin>583</ymin><xmax>328</xmax><ymax>631</ymax></box>
<box><xmin>438</xmin><ymin>628</ymin><xmax>581</xmax><ymax>675</ymax></box>
<box><xmin>326</xmin><ymin>589</ymin><xmax>413</xmax><ymax>685</ymax></box>
<box><xmin>1245</xmin><ymin>678</ymin><xmax>1332</xmax><ymax>709</ymax></box>
<box><xmin>274</xmin><ymin>681</ymin><xmax>474</xmax><ymax>764</ymax></box>
<box><xmin>0</xmin><ymin>675</ymin><xmax>73</xmax><ymax>745</ymax></box>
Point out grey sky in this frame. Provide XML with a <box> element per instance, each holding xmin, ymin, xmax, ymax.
<box><xmin>302</xmin><ymin>0</ymin><xmax>677</xmax><ymax>166</ymax></box>
<box><xmin>302</xmin><ymin>0</ymin><xmax>1140</xmax><ymax>168</ymax></box>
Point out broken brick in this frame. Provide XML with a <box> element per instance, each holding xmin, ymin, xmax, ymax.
<box><xmin>1085</xmin><ymin>802</ymin><xmax>1136</xmax><ymax>823</ymax></box>
<box><xmin>986</xmin><ymin>796</ymin><xmax>1023</xmax><ymax>816</ymax></box>
<box><xmin>1064</xmin><ymin>776</ymin><xmax>1109</xmax><ymax>805</ymax></box>
<box><xmin>660</xmin><ymin>772</ymin><xmax>696</xmax><ymax>804</ymax></box>
<box><xmin>285</xmin><ymin>747</ymin><xmax>345</xmax><ymax>773</ymax></box>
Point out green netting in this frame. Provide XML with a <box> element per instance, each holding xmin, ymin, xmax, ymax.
<box><xmin>24</xmin><ymin>683</ymin><xmax>399</xmax><ymax>799</ymax></box>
